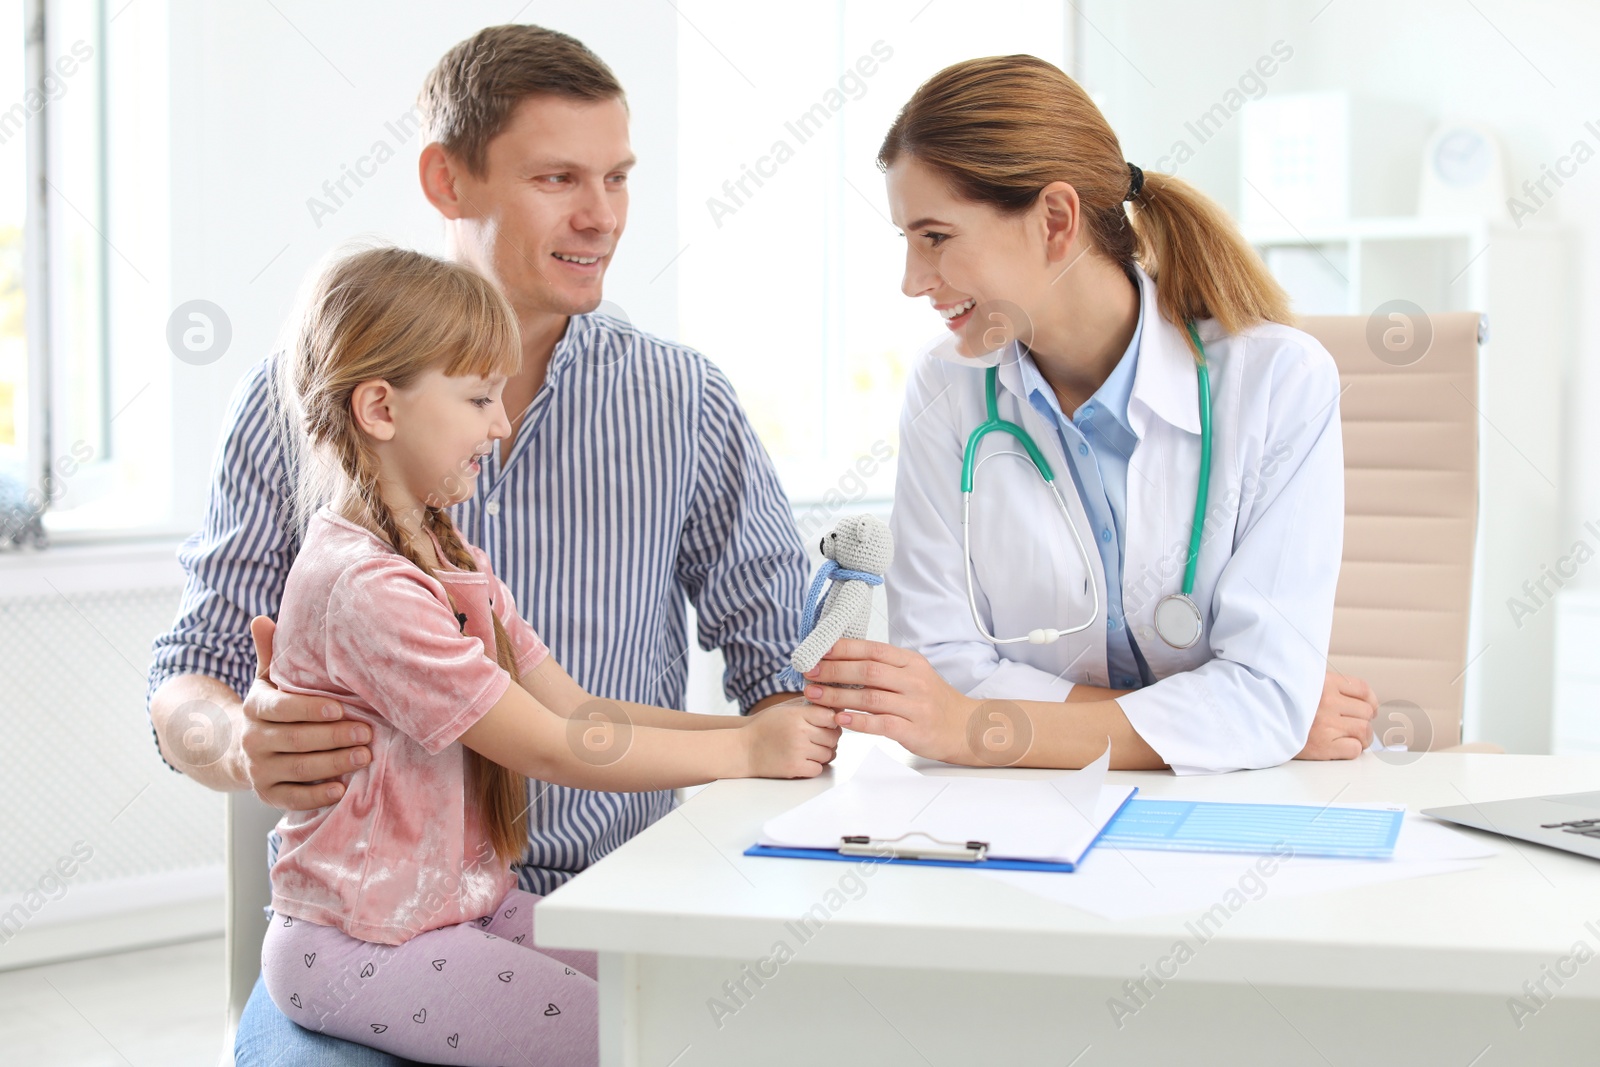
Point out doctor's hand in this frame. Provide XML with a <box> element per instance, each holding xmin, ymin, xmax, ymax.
<box><xmin>241</xmin><ymin>615</ymin><xmax>372</xmax><ymax>810</ymax></box>
<box><xmin>801</xmin><ymin>640</ymin><xmax>977</xmax><ymax>765</ymax></box>
<box><xmin>1296</xmin><ymin>671</ymin><xmax>1378</xmax><ymax>760</ymax></box>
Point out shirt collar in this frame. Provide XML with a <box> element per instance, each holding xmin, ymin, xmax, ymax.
<box><xmin>1086</xmin><ymin>280</ymin><xmax>1141</xmax><ymax>435</ymax></box>
<box><xmin>1126</xmin><ymin>262</ymin><xmax>1205</xmax><ymax>436</ymax></box>
<box><xmin>1014</xmin><ymin>318</ymin><xmax>1140</xmax><ymax>439</ymax></box>
<box><xmin>995</xmin><ymin>262</ymin><xmax>1204</xmax><ymax>438</ymax></box>
<box><xmin>547</xmin><ymin>313</ymin><xmax>584</xmax><ymax>377</ymax></box>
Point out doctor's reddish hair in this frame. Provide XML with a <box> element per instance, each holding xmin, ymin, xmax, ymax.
<box><xmin>274</xmin><ymin>246</ymin><xmax>531</xmax><ymax>864</ymax></box>
<box><xmin>878</xmin><ymin>55</ymin><xmax>1291</xmax><ymax>346</ymax></box>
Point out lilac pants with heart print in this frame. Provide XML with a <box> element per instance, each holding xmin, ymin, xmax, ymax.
<box><xmin>261</xmin><ymin>888</ymin><xmax>598</xmax><ymax>1066</ymax></box>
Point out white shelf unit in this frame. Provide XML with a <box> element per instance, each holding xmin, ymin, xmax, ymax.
<box><xmin>1554</xmin><ymin>589</ymin><xmax>1600</xmax><ymax>754</ymax></box>
<box><xmin>1245</xmin><ymin>217</ymin><xmax>1571</xmax><ymax>753</ymax></box>
<box><xmin>1245</xmin><ymin>215</ymin><xmax>1492</xmax><ymax>317</ymax></box>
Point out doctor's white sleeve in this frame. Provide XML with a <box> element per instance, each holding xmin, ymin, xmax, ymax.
<box><xmin>1116</xmin><ymin>342</ymin><xmax>1345</xmax><ymax>775</ymax></box>
<box><xmin>887</xmin><ymin>357</ymin><xmax>1078</xmax><ymax>704</ymax></box>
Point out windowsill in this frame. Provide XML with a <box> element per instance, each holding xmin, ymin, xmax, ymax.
<box><xmin>788</xmin><ymin>495</ymin><xmax>892</xmax><ymax>513</ymax></box>
<box><xmin>38</xmin><ymin>518</ymin><xmax>197</xmax><ymax>544</ymax></box>
<box><xmin>0</xmin><ymin>532</ymin><xmax>190</xmax><ymax>595</ymax></box>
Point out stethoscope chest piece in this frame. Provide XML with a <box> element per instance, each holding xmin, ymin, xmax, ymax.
<box><xmin>1154</xmin><ymin>592</ymin><xmax>1203</xmax><ymax>650</ymax></box>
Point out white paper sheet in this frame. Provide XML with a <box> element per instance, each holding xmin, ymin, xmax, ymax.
<box><xmin>760</xmin><ymin>743</ymin><xmax>1136</xmax><ymax>866</ymax></box>
<box><xmin>980</xmin><ymin>813</ymin><xmax>1496</xmax><ymax>920</ymax></box>
<box><xmin>1391</xmin><ymin>811</ymin><xmax>1500</xmax><ymax>862</ymax></box>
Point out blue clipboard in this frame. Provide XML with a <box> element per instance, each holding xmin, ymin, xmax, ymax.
<box><xmin>1098</xmin><ymin>798</ymin><xmax>1405</xmax><ymax>859</ymax></box>
<box><xmin>744</xmin><ymin>786</ymin><xmax>1138</xmax><ymax>873</ymax></box>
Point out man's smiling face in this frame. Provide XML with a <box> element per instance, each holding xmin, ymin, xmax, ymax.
<box><xmin>445</xmin><ymin>94</ymin><xmax>634</xmax><ymax>320</ymax></box>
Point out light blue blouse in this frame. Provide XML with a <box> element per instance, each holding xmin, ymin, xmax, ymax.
<box><xmin>1017</xmin><ymin>288</ymin><xmax>1153</xmax><ymax>690</ymax></box>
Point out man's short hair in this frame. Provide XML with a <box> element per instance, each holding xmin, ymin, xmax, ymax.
<box><xmin>417</xmin><ymin>24</ymin><xmax>625</xmax><ymax>177</ymax></box>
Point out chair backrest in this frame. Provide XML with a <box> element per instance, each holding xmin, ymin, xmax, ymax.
<box><xmin>221</xmin><ymin>790</ymin><xmax>281</xmax><ymax>1065</ymax></box>
<box><xmin>1298</xmin><ymin>312</ymin><xmax>1482</xmax><ymax>751</ymax></box>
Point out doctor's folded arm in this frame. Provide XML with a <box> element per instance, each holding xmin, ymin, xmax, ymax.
<box><xmin>800</xmin><ymin>55</ymin><xmax>1376</xmax><ymax>774</ymax></box>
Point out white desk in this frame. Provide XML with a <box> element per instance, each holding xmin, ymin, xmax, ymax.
<box><xmin>538</xmin><ymin>736</ymin><xmax>1600</xmax><ymax>1065</ymax></box>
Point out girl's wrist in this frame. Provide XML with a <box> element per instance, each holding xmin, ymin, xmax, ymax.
<box><xmin>726</xmin><ymin>726</ymin><xmax>755</xmax><ymax>779</ymax></box>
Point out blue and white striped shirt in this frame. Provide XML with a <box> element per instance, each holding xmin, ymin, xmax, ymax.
<box><xmin>146</xmin><ymin>312</ymin><xmax>809</xmax><ymax>894</ymax></box>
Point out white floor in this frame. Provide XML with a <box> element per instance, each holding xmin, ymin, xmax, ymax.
<box><xmin>0</xmin><ymin>936</ymin><xmax>225</xmax><ymax>1066</ymax></box>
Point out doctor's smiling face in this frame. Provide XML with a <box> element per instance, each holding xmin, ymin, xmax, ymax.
<box><xmin>888</xmin><ymin>155</ymin><xmax>1093</xmax><ymax>361</ymax></box>
<box><xmin>878</xmin><ymin>56</ymin><xmax>1155</xmax><ymax>397</ymax></box>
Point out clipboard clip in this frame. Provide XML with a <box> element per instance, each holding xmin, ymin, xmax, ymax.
<box><xmin>839</xmin><ymin>832</ymin><xmax>990</xmax><ymax>863</ymax></box>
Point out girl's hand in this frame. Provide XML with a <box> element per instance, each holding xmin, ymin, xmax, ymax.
<box><xmin>800</xmin><ymin>640</ymin><xmax>979</xmax><ymax>765</ymax></box>
<box><xmin>740</xmin><ymin>699</ymin><xmax>841</xmax><ymax>778</ymax></box>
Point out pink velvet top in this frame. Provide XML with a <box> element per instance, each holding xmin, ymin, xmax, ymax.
<box><xmin>266</xmin><ymin>506</ymin><xmax>549</xmax><ymax>945</ymax></box>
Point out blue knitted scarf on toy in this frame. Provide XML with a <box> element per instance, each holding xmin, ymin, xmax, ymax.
<box><xmin>775</xmin><ymin>560</ymin><xmax>885</xmax><ymax>689</ymax></box>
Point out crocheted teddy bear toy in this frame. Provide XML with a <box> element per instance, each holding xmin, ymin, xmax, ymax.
<box><xmin>777</xmin><ymin>515</ymin><xmax>895</xmax><ymax>689</ymax></box>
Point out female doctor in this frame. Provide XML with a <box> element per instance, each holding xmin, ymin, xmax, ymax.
<box><xmin>799</xmin><ymin>55</ymin><xmax>1377</xmax><ymax>773</ymax></box>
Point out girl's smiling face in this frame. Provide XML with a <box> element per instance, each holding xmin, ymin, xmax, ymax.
<box><xmin>353</xmin><ymin>367</ymin><xmax>514</xmax><ymax>514</ymax></box>
<box><xmin>886</xmin><ymin>156</ymin><xmax>1072</xmax><ymax>359</ymax></box>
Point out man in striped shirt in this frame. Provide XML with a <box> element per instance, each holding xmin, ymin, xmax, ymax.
<box><xmin>145</xmin><ymin>25</ymin><xmax>807</xmax><ymax>1066</ymax></box>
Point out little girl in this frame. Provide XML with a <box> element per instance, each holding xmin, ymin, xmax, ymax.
<box><xmin>259</xmin><ymin>247</ymin><xmax>838</xmax><ymax>1066</ymax></box>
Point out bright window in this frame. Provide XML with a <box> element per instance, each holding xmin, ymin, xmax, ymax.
<box><xmin>0</xmin><ymin>0</ymin><xmax>29</xmax><ymax>511</ymax></box>
<box><xmin>0</xmin><ymin>0</ymin><xmax>115</xmax><ymax>542</ymax></box>
<box><xmin>675</xmin><ymin>1</ymin><xmax>1068</xmax><ymax>504</ymax></box>
<box><xmin>0</xmin><ymin>0</ymin><xmax>171</xmax><ymax>543</ymax></box>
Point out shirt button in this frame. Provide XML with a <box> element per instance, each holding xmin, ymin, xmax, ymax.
<box><xmin>1101</xmin><ymin>528</ymin><xmax>1112</xmax><ymax>543</ymax></box>
<box><xmin>485</xmin><ymin>501</ymin><xmax>500</xmax><ymax>517</ymax></box>
<box><xmin>1082</xmin><ymin>404</ymin><xmax>1095</xmax><ymax>418</ymax></box>
<box><xmin>1122</xmin><ymin>677</ymin><xmax>1136</xmax><ymax>687</ymax></box>
<box><xmin>1077</xmin><ymin>443</ymin><xmax>1089</xmax><ymax>456</ymax></box>
<box><xmin>1107</xmin><ymin>617</ymin><xmax>1118</xmax><ymax>631</ymax></box>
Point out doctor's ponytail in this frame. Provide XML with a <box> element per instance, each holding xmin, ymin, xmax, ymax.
<box><xmin>1126</xmin><ymin>170</ymin><xmax>1292</xmax><ymax>342</ymax></box>
<box><xmin>878</xmin><ymin>55</ymin><xmax>1291</xmax><ymax>348</ymax></box>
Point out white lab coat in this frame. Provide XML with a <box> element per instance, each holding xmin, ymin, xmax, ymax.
<box><xmin>888</xmin><ymin>265</ymin><xmax>1344</xmax><ymax>774</ymax></box>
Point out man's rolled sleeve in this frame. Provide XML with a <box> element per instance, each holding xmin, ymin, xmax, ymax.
<box><xmin>676</xmin><ymin>363</ymin><xmax>808</xmax><ymax>712</ymax></box>
<box><xmin>145</xmin><ymin>355</ymin><xmax>298</xmax><ymax>770</ymax></box>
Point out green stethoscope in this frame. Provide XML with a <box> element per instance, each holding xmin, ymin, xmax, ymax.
<box><xmin>960</xmin><ymin>321</ymin><xmax>1213</xmax><ymax>650</ymax></box>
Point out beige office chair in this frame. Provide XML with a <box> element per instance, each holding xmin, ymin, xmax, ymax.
<box><xmin>220</xmin><ymin>791</ymin><xmax>281</xmax><ymax>1067</ymax></box>
<box><xmin>1300</xmin><ymin>312</ymin><xmax>1494</xmax><ymax>752</ymax></box>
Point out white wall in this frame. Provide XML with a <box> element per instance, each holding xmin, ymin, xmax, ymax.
<box><xmin>1079</xmin><ymin>0</ymin><xmax>1595</xmax><ymax>750</ymax></box>
<box><xmin>1080</xmin><ymin>0</ymin><xmax>1595</xmax><ymax>566</ymax></box>
<box><xmin>162</xmin><ymin>0</ymin><xmax>680</xmax><ymax>532</ymax></box>
<box><xmin>2</xmin><ymin>1</ymin><xmax>682</xmax><ymax>969</ymax></box>
<box><xmin>134</xmin><ymin>0</ymin><xmax>1600</xmax><ymax>741</ymax></box>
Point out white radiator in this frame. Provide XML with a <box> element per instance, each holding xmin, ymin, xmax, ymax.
<box><xmin>0</xmin><ymin>541</ymin><xmax>225</xmax><ymax>970</ymax></box>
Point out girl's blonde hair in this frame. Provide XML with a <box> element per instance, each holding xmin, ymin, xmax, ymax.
<box><xmin>273</xmin><ymin>245</ymin><xmax>530</xmax><ymax>864</ymax></box>
<box><xmin>878</xmin><ymin>55</ymin><xmax>1292</xmax><ymax>349</ymax></box>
